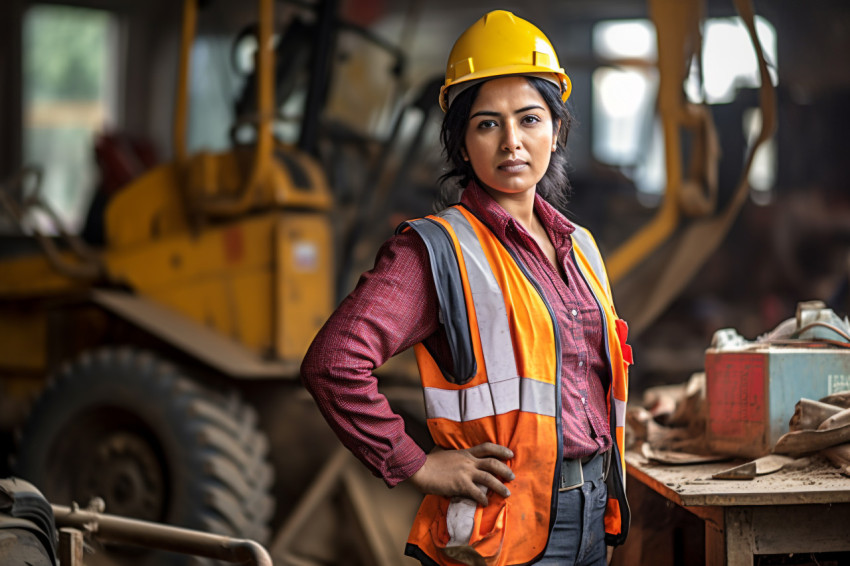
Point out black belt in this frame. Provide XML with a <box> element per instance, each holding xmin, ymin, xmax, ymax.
<box><xmin>559</xmin><ymin>451</ymin><xmax>608</xmax><ymax>492</ymax></box>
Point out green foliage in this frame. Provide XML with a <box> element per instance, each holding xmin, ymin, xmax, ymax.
<box><xmin>23</xmin><ymin>5</ymin><xmax>110</xmax><ymax>101</ymax></box>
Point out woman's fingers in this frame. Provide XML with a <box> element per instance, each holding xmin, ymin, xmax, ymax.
<box><xmin>464</xmin><ymin>443</ymin><xmax>514</xmax><ymax>499</ymax></box>
<box><xmin>462</xmin><ymin>481</ymin><xmax>490</xmax><ymax>506</ymax></box>
<box><xmin>406</xmin><ymin>443</ymin><xmax>516</xmax><ymax>504</ymax></box>
<box><xmin>468</xmin><ymin>442</ymin><xmax>514</xmax><ymax>460</ymax></box>
<box><xmin>472</xmin><ymin>470</ymin><xmax>511</xmax><ymax>499</ymax></box>
<box><xmin>477</xmin><ymin>456</ymin><xmax>515</xmax><ymax>482</ymax></box>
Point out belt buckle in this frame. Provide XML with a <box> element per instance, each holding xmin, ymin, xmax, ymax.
<box><xmin>558</xmin><ymin>458</ymin><xmax>584</xmax><ymax>492</ymax></box>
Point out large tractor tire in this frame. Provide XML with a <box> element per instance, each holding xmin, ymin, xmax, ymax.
<box><xmin>14</xmin><ymin>347</ymin><xmax>274</xmax><ymax>565</ymax></box>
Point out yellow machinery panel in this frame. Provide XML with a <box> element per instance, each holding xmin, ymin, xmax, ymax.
<box><xmin>274</xmin><ymin>212</ymin><xmax>334</xmax><ymax>362</ymax></box>
<box><xmin>0</xmin><ymin>306</ymin><xmax>47</xmax><ymax>371</ymax></box>
<box><xmin>0</xmin><ymin>252</ymin><xmax>90</xmax><ymax>298</ymax></box>
<box><xmin>102</xmin><ymin>210</ymin><xmax>333</xmax><ymax>365</ymax></box>
<box><xmin>106</xmin><ymin>163</ymin><xmax>190</xmax><ymax>249</ymax></box>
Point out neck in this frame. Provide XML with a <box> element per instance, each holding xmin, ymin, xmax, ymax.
<box><xmin>480</xmin><ymin>184</ymin><xmax>538</xmax><ymax>233</ymax></box>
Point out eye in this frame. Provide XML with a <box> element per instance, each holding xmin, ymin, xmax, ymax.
<box><xmin>476</xmin><ymin>119</ymin><xmax>498</xmax><ymax>129</ymax></box>
<box><xmin>521</xmin><ymin>114</ymin><xmax>541</xmax><ymax>125</ymax></box>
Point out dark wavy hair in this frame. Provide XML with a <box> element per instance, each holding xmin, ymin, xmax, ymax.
<box><xmin>436</xmin><ymin>76</ymin><xmax>574</xmax><ymax>213</ymax></box>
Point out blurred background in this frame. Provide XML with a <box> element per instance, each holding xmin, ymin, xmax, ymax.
<box><xmin>0</xmin><ymin>0</ymin><xmax>849</xmax><ymax>564</ymax></box>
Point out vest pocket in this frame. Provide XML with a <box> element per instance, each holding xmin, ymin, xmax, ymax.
<box><xmin>430</xmin><ymin>494</ymin><xmax>507</xmax><ymax>566</ymax></box>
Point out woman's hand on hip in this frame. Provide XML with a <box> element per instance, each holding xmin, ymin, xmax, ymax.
<box><xmin>406</xmin><ymin>442</ymin><xmax>515</xmax><ymax>506</ymax></box>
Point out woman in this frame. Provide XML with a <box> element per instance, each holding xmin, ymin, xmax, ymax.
<box><xmin>301</xmin><ymin>10</ymin><xmax>631</xmax><ymax>566</ymax></box>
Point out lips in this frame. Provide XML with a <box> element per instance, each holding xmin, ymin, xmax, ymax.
<box><xmin>498</xmin><ymin>159</ymin><xmax>527</xmax><ymax>173</ymax></box>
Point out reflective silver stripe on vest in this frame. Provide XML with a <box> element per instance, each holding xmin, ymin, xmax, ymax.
<box><xmin>614</xmin><ymin>397</ymin><xmax>626</xmax><ymax>429</ymax></box>
<box><xmin>437</xmin><ymin>207</ymin><xmax>518</xmax><ymax>383</ymax></box>
<box><xmin>570</xmin><ymin>224</ymin><xmax>610</xmax><ymax>300</ymax></box>
<box><xmin>423</xmin><ymin>377</ymin><xmax>556</xmax><ymax>422</ymax></box>
<box><xmin>420</xmin><ymin>208</ymin><xmax>556</xmax><ymax>422</ymax></box>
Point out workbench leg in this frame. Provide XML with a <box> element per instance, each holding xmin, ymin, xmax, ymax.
<box><xmin>723</xmin><ymin>508</ymin><xmax>754</xmax><ymax>566</ymax></box>
<box><xmin>704</xmin><ymin>514</ymin><xmax>725</xmax><ymax>566</ymax></box>
<box><xmin>59</xmin><ymin>528</ymin><xmax>85</xmax><ymax>566</ymax></box>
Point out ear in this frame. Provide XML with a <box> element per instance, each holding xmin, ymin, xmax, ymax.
<box><xmin>461</xmin><ymin>147</ymin><xmax>469</xmax><ymax>161</ymax></box>
<box><xmin>552</xmin><ymin>119</ymin><xmax>561</xmax><ymax>152</ymax></box>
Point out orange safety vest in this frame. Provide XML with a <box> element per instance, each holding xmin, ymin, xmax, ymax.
<box><xmin>399</xmin><ymin>205</ymin><xmax>631</xmax><ymax>566</ymax></box>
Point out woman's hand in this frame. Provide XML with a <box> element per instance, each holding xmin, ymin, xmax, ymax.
<box><xmin>406</xmin><ymin>442</ymin><xmax>515</xmax><ymax>506</ymax></box>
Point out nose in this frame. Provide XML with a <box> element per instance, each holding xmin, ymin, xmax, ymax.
<box><xmin>501</xmin><ymin>121</ymin><xmax>521</xmax><ymax>152</ymax></box>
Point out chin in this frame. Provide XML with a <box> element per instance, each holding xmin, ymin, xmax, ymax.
<box><xmin>494</xmin><ymin>181</ymin><xmax>536</xmax><ymax>194</ymax></box>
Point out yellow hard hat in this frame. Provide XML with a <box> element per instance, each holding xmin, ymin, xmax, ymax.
<box><xmin>440</xmin><ymin>10</ymin><xmax>572</xmax><ymax>112</ymax></box>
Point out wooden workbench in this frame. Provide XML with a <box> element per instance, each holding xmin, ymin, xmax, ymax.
<box><xmin>620</xmin><ymin>450</ymin><xmax>850</xmax><ymax>566</ymax></box>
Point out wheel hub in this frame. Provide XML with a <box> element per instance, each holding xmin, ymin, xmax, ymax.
<box><xmin>80</xmin><ymin>431</ymin><xmax>166</xmax><ymax>521</ymax></box>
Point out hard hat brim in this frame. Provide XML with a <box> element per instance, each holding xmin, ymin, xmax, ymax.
<box><xmin>440</xmin><ymin>68</ymin><xmax>572</xmax><ymax>112</ymax></box>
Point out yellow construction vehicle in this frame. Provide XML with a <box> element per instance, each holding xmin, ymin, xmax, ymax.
<box><xmin>0</xmin><ymin>0</ymin><xmax>430</xmax><ymax>564</ymax></box>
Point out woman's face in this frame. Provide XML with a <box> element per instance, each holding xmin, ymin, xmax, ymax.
<box><xmin>463</xmin><ymin>76</ymin><xmax>557</xmax><ymax>198</ymax></box>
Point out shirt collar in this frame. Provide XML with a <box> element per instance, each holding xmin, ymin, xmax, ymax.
<box><xmin>459</xmin><ymin>181</ymin><xmax>576</xmax><ymax>245</ymax></box>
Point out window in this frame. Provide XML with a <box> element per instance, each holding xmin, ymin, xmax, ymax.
<box><xmin>684</xmin><ymin>17</ymin><xmax>778</xmax><ymax>104</ymax></box>
<box><xmin>22</xmin><ymin>4</ymin><xmax>119</xmax><ymax>234</ymax></box>
<box><xmin>592</xmin><ymin>16</ymin><xmax>778</xmax><ymax>204</ymax></box>
<box><xmin>592</xmin><ymin>19</ymin><xmax>662</xmax><ymax>201</ymax></box>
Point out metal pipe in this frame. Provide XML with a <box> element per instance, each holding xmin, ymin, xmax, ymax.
<box><xmin>0</xmin><ymin>166</ymin><xmax>102</xmax><ymax>280</ymax></box>
<box><xmin>605</xmin><ymin>0</ymin><xmax>702</xmax><ymax>283</ymax></box>
<box><xmin>298</xmin><ymin>0</ymin><xmax>338</xmax><ymax>155</ymax></box>
<box><xmin>173</xmin><ymin>0</ymin><xmax>197</xmax><ymax>163</ymax></box>
<box><xmin>52</xmin><ymin>504</ymin><xmax>273</xmax><ymax>566</ymax></box>
<box><xmin>270</xmin><ymin>446</ymin><xmax>349</xmax><ymax>557</ymax></box>
<box><xmin>199</xmin><ymin>0</ymin><xmax>274</xmax><ymax>217</ymax></box>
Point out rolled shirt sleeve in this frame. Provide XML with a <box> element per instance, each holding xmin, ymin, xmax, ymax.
<box><xmin>300</xmin><ymin>230</ymin><xmax>438</xmax><ymax>486</ymax></box>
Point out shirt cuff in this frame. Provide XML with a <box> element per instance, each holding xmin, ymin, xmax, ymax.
<box><xmin>380</xmin><ymin>435</ymin><xmax>428</xmax><ymax>488</ymax></box>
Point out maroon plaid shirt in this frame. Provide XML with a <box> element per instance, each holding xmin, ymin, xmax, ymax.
<box><xmin>301</xmin><ymin>182</ymin><xmax>612</xmax><ymax>487</ymax></box>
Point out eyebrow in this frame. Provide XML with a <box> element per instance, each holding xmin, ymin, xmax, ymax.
<box><xmin>469</xmin><ymin>105</ymin><xmax>545</xmax><ymax>119</ymax></box>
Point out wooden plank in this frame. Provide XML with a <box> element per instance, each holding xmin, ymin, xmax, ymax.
<box><xmin>750</xmin><ymin>504</ymin><xmax>850</xmax><ymax>554</ymax></box>
<box><xmin>626</xmin><ymin>451</ymin><xmax>850</xmax><ymax>507</ymax></box>
<box><xmin>723</xmin><ymin>508</ymin><xmax>754</xmax><ymax>566</ymax></box>
<box><xmin>704</xmin><ymin>513</ymin><xmax>725</xmax><ymax>566</ymax></box>
<box><xmin>625</xmin><ymin>453</ymin><xmax>687</xmax><ymax>506</ymax></box>
<box><xmin>627</xmin><ymin>450</ymin><xmax>850</xmax><ymax>565</ymax></box>
<box><xmin>269</xmin><ymin>447</ymin><xmax>349</xmax><ymax>561</ymax></box>
<box><xmin>612</xmin><ymin>472</ymin><xmax>707</xmax><ymax>566</ymax></box>
<box><xmin>59</xmin><ymin>528</ymin><xmax>85</xmax><ymax>566</ymax></box>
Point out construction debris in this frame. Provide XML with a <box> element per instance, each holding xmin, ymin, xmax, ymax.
<box><xmin>711</xmin><ymin>454</ymin><xmax>797</xmax><ymax>480</ymax></box>
<box><xmin>773</xmin><ymin>395</ymin><xmax>850</xmax><ymax>477</ymax></box>
<box><xmin>628</xmin><ymin>301</ymin><xmax>850</xmax><ymax>481</ymax></box>
<box><xmin>789</xmin><ymin>399</ymin><xmax>843</xmax><ymax>432</ymax></box>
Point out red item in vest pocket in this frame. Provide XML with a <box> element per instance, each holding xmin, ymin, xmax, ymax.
<box><xmin>615</xmin><ymin>319</ymin><xmax>633</xmax><ymax>365</ymax></box>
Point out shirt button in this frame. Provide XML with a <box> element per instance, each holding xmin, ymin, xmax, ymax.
<box><xmin>581</xmin><ymin>397</ymin><xmax>586</xmax><ymax>404</ymax></box>
<box><xmin>571</xmin><ymin>309</ymin><xmax>578</xmax><ymax>317</ymax></box>
<box><xmin>578</xmin><ymin>360</ymin><xmax>584</xmax><ymax>367</ymax></box>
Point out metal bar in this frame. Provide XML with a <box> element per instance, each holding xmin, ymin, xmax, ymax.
<box><xmin>270</xmin><ymin>446</ymin><xmax>349</xmax><ymax>558</ymax></box>
<box><xmin>341</xmin><ymin>465</ymin><xmax>398</xmax><ymax>566</ymax></box>
<box><xmin>0</xmin><ymin>166</ymin><xmax>102</xmax><ymax>280</ymax></box>
<box><xmin>199</xmin><ymin>0</ymin><xmax>275</xmax><ymax>217</ymax></box>
<box><xmin>605</xmin><ymin>0</ymin><xmax>703</xmax><ymax>283</ymax></box>
<box><xmin>174</xmin><ymin>0</ymin><xmax>197</xmax><ymax>162</ymax></box>
<box><xmin>298</xmin><ymin>0</ymin><xmax>338</xmax><ymax>155</ymax></box>
<box><xmin>52</xmin><ymin>504</ymin><xmax>273</xmax><ymax>566</ymax></box>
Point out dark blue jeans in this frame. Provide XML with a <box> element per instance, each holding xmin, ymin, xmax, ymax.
<box><xmin>537</xmin><ymin>464</ymin><xmax>608</xmax><ymax>565</ymax></box>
